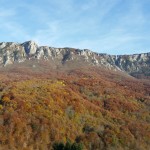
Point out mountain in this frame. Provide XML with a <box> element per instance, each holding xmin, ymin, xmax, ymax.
<box><xmin>0</xmin><ymin>40</ymin><xmax>150</xmax><ymax>78</ymax></box>
<box><xmin>0</xmin><ymin>41</ymin><xmax>150</xmax><ymax>150</ymax></box>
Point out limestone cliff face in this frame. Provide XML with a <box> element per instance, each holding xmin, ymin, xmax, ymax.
<box><xmin>116</xmin><ymin>53</ymin><xmax>150</xmax><ymax>77</ymax></box>
<box><xmin>0</xmin><ymin>41</ymin><xmax>149</xmax><ymax>77</ymax></box>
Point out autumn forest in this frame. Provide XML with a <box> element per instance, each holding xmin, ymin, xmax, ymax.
<box><xmin>0</xmin><ymin>63</ymin><xmax>150</xmax><ymax>150</ymax></box>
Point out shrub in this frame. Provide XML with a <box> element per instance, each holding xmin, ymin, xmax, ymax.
<box><xmin>53</xmin><ymin>140</ymin><xmax>83</xmax><ymax>150</ymax></box>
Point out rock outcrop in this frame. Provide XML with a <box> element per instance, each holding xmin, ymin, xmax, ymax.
<box><xmin>0</xmin><ymin>41</ymin><xmax>149</xmax><ymax>77</ymax></box>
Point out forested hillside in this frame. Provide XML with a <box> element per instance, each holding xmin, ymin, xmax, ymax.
<box><xmin>0</xmin><ymin>65</ymin><xmax>149</xmax><ymax>150</ymax></box>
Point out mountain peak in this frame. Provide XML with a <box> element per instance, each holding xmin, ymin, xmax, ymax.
<box><xmin>22</xmin><ymin>40</ymin><xmax>37</xmax><ymax>45</ymax></box>
<box><xmin>21</xmin><ymin>40</ymin><xmax>38</xmax><ymax>55</ymax></box>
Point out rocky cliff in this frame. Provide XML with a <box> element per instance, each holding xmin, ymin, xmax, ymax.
<box><xmin>0</xmin><ymin>40</ymin><xmax>149</xmax><ymax>77</ymax></box>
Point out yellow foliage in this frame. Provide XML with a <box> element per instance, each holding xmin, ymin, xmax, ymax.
<box><xmin>0</xmin><ymin>105</ymin><xmax>3</xmax><ymax>110</ymax></box>
<box><xmin>2</xmin><ymin>96</ymin><xmax>10</xmax><ymax>103</ymax></box>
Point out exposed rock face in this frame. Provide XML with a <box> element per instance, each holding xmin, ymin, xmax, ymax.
<box><xmin>21</xmin><ymin>41</ymin><xmax>38</xmax><ymax>55</ymax></box>
<box><xmin>0</xmin><ymin>41</ymin><xmax>149</xmax><ymax>77</ymax></box>
<box><xmin>116</xmin><ymin>53</ymin><xmax>150</xmax><ymax>77</ymax></box>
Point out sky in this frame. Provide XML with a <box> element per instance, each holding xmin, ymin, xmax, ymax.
<box><xmin>0</xmin><ymin>0</ymin><xmax>150</xmax><ymax>55</ymax></box>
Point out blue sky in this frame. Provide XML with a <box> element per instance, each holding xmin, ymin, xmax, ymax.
<box><xmin>0</xmin><ymin>0</ymin><xmax>150</xmax><ymax>54</ymax></box>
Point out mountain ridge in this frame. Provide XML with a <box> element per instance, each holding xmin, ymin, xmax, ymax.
<box><xmin>0</xmin><ymin>40</ymin><xmax>150</xmax><ymax>78</ymax></box>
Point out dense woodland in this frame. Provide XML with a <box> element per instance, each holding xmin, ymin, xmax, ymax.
<box><xmin>0</xmin><ymin>64</ymin><xmax>150</xmax><ymax>150</ymax></box>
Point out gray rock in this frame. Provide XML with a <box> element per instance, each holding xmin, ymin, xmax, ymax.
<box><xmin>0</xmin><ymin>41</ymin><xmax>149</xmax><ymax>77</ymax></box>
<box><xmin>21</xmin><ymin>40</ymin><xmax>38</xmax><ymax>55</ymax></box>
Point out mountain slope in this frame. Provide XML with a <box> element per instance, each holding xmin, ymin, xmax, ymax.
<box><xmin>0</xmin><ymin>41</ymin><xmax>150</xmax><ymax>78</ymax></box>
<box><xmin>0</xmin><ymin>65</ymin><xmax>150</xmax><ymax>150</ymax></box>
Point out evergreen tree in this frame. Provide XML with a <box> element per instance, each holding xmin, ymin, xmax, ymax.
<box><xmin>53</xmin><ymin>142</ymin><xmax>64</xmax><ymax>150</ymax></box>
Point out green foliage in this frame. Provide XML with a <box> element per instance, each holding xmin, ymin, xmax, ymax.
<box><xmin>64</xmin><ymin>140</ymin><xmax>72</xmax><ymax>150</ymax></box>
<box><xmin>53</xmin><ymin>142</ymin><xmax>65</xmax><ymax>150</ymax></box>
<box><xmin>53</xmin><ymin>141</ymin><xmax>83</xmax><ymax>150</ymax></box>
<box><xmin>71</xmin><ymin>142</ymin><xmax>83</xmax><ymax>150</ymax></box>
